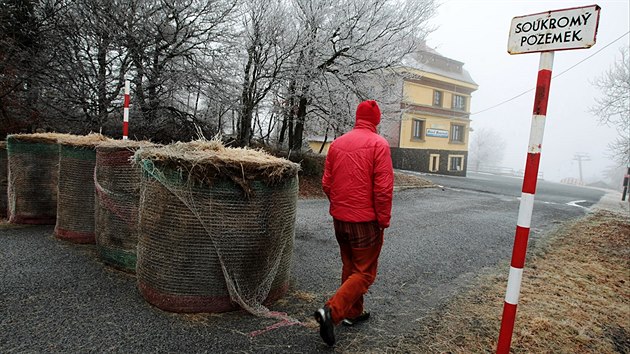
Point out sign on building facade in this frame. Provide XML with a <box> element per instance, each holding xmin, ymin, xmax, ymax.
<box><xmin>426</xmin><ymin>128</ymin><xmax>448</xmax><ymax>138</ymax></box>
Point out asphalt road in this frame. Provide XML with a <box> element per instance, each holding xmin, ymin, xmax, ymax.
<box><xmin>0</xmin><ymin>172</ymin><xmax>599</xmax><ymax>353</ymax></box>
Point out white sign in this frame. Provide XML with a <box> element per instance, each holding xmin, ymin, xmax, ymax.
<box><xmin>508</xmin><ymin>4</ymin><xmax>600</xmax><ymax>54</ymax></box>
<box><xmin>426</xmin><ymin>129</ymin><xmax>448</xmax><ymax>138</ymax></box>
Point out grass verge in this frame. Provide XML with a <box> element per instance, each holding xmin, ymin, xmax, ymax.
<box><xmin>390</xmin><ymin>210</ymin><xmax>629</xmax><ymax>353</ymax></box>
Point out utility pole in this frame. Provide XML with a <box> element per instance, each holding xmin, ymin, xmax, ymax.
<box><xmin>573</xmin><ymin>153</ymin><xmax>591</xmax><ymax>183</ymax></box>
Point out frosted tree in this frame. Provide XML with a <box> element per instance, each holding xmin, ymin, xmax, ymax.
<box><xmin>276</xmin><ymin>0</ymin><xmax>437</xmax><ymax>151</ymax></box>
<box><xmin>590</xmin><ymin>47</ymin><xmax>630</xmax><ymax>166</ymax></box>
<box><xmin>236</xmin><ymin>0</ymin><xmax>296</xmax><ymax>147</ymax></box>
<box><xmin>468</xmin><ymin>127</ymin><xmax>507</xmax><ymax>171</ymax></box>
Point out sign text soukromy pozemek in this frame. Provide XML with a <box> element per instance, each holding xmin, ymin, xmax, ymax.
<box><xmin>508</xmin><ymin>4</ymin><xmax>600</xmax><ymax>54</ymax></box>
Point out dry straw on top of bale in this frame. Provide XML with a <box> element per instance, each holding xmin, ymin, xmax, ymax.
<box><xmin>7</xmin><ymin>132</ymin><xmax>77</xmax><ymax>144</ymax></box>
<box><xmin>57</xmin><ymin>133</ymin><xmax>110</xmax><ymax>147</ymax></box>
<box><xmin>134</xmin><ymin>140</ymin><xmax>300</xmax><ymax>195</ymax></box>
<box><xmin>97</xmin><ymin>139</ymin><xmax>157</xmax><ymax>150</ymax></box>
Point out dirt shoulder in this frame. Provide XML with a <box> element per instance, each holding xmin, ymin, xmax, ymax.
<box><xmin>392</xmin><ymin>209</ymin><xmax>629</xmax><ymax>353</ymax></box>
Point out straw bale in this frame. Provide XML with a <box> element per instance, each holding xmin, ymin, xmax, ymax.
<box><xmin>135</xmin><ymin>139</ymin><xmax>299</xmax><ymax>314</ymax></box>
<box><xmin>95</xmin><ymin>140</ymin><xmax>157</xmax><ymax>271</ymax></box>
<box><xmin>57</xmin><ymin>133</ymin><xmax>110</xmax><ymax>147</ymax></box>
<box><xmin>6</xmin><ymin>134</ymin><xmax>68</xmax><ymax>224</ymax></box>
<box><xmin>136</xmin><ymin>173</ymin><xmax>297</xmax><ymax>313</ymax></box>
<box><xmin>54</xmin><ymin>137</ymin><xmax>105</xmax><ymax>243</ymax></box>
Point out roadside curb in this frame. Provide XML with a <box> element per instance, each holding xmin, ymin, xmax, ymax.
<box><xmin>590</xmin><ymin>190</ymin><xmax>629</xmax><ymax>215</ymax></box>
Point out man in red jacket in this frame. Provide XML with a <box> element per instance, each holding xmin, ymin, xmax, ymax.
<box><xmin>314</xmin><ymin>100</ymin><xmax>394</xmax><ymax>346</ymax></box>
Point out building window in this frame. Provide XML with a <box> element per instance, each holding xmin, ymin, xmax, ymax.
<box><xmin>448</xmin><ymin>155</ymin><xmax>464</xmax><ymax>171</ymax></box>
<box><xmin>433</xmin><ymin>90</ymin><xmax>443</xmax><ymax>107</ymax></box>
<box><xmin>412</xmin><ymin>119</ymin><xmax>425</xmax><ymax>140</ymax></box>
<box><xmin>452</xmin><ymin>94</ymin><xmax>466</xmax><ymax>111</ymax></box>
<box><xmin>429</xmin><ymin>154</ymin><xmax>440</xmax><ymax>172</ymax></box>
<box><xmin>450</xmin><ymin>124</ymin><xmax>465</xmax><ymax>143</ymax></box>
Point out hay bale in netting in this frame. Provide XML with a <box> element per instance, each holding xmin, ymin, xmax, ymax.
<box><xmin>54</xmin><ymin>134</ymin><xmax>110</xmax><ymax>243</ymax></box>
<box><xmin>95</xmin><ymin>140</ymin><xmax>156</xmax><ymax>272</ymax></box>
<box><xmin>134</xmin><ymin>140</ymin><xmax>300</xmax><ymax>313</ymax></box>
<box><xmin>6</xmin><ymin>133</ymin><xmax>77</xmax><ymax>224</ymax></box>
<box><xmin>0</xmin><ymin>141</ymin><xmax>7</xmax><ymax>219</ymax></box>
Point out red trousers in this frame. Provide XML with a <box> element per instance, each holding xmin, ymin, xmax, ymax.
<box><xmin>326</xmin><ymin>219</ymin><xmax>384</xmax><ymax>325</ymax></box>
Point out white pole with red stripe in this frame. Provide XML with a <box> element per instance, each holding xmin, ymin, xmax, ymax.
<box><xmin>496</xmin><ymin>51</ymin><xmax>554</xmax><ymax>354</ymax></box>
<box><xmin>122</xmin><ymin>80</ymin><xmax>130</xmax><ymax>140</ymax></box>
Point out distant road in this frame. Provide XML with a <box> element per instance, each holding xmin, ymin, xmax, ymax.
<box><xmin>412</xmin><ymin>171</ymin><xmax>607</xmax><ymax>209</ymax></box>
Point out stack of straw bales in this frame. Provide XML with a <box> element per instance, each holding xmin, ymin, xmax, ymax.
<box><xmin>54</xmin><ymin>133</ymin><xmax>109</xmax><ymax>243</ymax></box>
<box><xmin>133</xmin><ymin>140</ymin><xmax>300</xmax><ymax>313</ymax></box>
<box><xmin>5</xmin><ymin>132</ymin><xmax>303</xmax><ymax>317</ymax></box>
<box><xmin>6</xmin><ymin>133</ymin><xmax>76</xmax><ymax>224</ymax></box>
<box><xmin>95</xmin><ymin>140</ymin><xmax>156</xmax><ymax>272</ymax></box>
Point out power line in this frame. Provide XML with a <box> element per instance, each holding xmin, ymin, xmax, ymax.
<box><xmin>471</xmin><ymin>30</ymin><xmax>630</xmax><ymax>116</ymax></box>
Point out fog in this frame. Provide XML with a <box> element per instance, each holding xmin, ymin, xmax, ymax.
<box><xmin>426</xmin><ymin>0</ymin><xmax>629</xmax><ymax>184</ymax></box>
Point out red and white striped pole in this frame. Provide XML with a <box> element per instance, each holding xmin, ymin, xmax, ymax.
<box><xmin>496</xmin><ymin>51</ymin><xmax>554</xmax><ymax>354</ymax></box>
<box><xmin>122</xmin><ymin>80</ymin><xmax>130</xmax><ymax>140</ymax></box>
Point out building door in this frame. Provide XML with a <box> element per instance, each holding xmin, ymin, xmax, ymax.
<box><xmin>429</xmin><ymin>154</ymin><xmax>440</xmax><ymax>172</ymax></box>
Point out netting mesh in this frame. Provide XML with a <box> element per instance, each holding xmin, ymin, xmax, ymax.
<box><xmin>94</xmin><ymin>141</ymin><xmax>153</xmax><ymax>272</ymax></box>
<box><xmin>0</xmin><ymin>142</ymin><xmax>7</xmax><ymax>219</ymax></box>
<box><xmin>134</xmin><ymin>142</ymin><xmax>299</xmax><ymax>315</ymax></box>
<box><xmin>6</xmin><ymin>134</ymin><xmax>67</xmax><ymax>224</ymax></box>
<box><xmin>54</xmin><ymin>135</ymin><xmax>108</xmax><ymax>243</ymax></box>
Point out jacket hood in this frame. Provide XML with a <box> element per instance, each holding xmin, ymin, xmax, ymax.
<box><xmin>355</xmin><ymin>100</ymin><xmax>381</xmax><ymax>130</ymax></box>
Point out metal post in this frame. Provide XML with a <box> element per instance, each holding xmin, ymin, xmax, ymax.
<box><xmin>496</xmin><ymin>51</ymin><xmax>554</xmax><ymax>354</ymax></box>
<box><xmin>123</xmin><ymin>80</ymin><xmax>130</xmax><ymax>140</ymax></box>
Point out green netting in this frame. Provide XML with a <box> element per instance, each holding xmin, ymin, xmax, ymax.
<box><xmin>6</xmin><ymin>137</ymin><xmax>60</xmax><ymax>224</ymax></box>
<box><xmin>97</xmin><ymin>247</ymin><xmax>137</xmax><ymax>272</ymax></box>
<box><xmin>95</xmin><ymin>143</ymin><xmax>149</xmax><ymax>272</ymax></box>
<box><xmin>54</xmin><ymin>144</ymin><xmax>98</xmax><ymax>243</ymax></box>
<box><xmin>0</xmin><ymin>142</ymin><xmax>7</xmax><ymax>218</ymax></box>
<box><xmin>134</xmin><ymin>142</ymin><xmax>299</xmax><ymax>315</ymax></box>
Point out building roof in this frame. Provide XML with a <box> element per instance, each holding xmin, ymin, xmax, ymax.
<box><xmin>401</xmin><ymin>47</ymin><xmax>477</xmax><ymax>87</ymax></box>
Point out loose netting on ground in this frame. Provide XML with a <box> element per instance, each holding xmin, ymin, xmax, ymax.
<box><xmin>95</xmin><ymin>140</ymin><xmax>156</xmax><ymax>272</ymax></box>
<box><xmin>54</xmin><ymin>134</ymin><xmax>109</xmax><ymax>243</ymax></box>
<box><xmin>133</xmin><ymin>140</ymin><xmax>300</xmax><ymax>315</ymax></box>
<box><xmin>0</xmin><ymin>141</ymin><xmax>7</xmax><ymax>218</ymax></box>
<box><xmin>6</xmin><ymin>133</ymin><xmax>75</xmax><ymax>224</ymax></box>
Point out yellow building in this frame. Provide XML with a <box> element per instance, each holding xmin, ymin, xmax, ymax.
<box><xmin>307</xmin><ymin>136</ymin><xmax>332</xmax><ymax>154</ymax></box>
<box><xmin>382</xmin><ymin>48</ymin><xmax>478</xmax><ymax>176</ymax></box>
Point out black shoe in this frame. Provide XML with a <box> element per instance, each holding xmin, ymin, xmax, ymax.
<box><xmin>314</xmin><ymin>307</ymin><xmax>335</xmax><ymax>346</ymax></box>
<box><xmin>342</xmin><ymin>311</ymin><xmax>370</xmax><ymax>326</ymax></box>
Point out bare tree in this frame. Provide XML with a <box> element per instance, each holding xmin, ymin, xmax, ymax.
<box><xmin>468</xmin><ymin>127</ymin><xmax>507</xmax><ymax>171</ymax></box>
<box><xmin>236</xmin><ymin>0</ymin><xmax>295</xmax><ymax>147</ymax></box>
<box><xmin>277</xmin><ymin>0</ymin><xmax>437</xmax><ymax>151</ymax></box>
<box><xmin>0</xmin><ymin>0</ymin><xmax>60</xmax><ymax>135</ymax></box>
<box><xmin>39</xmin><ymin>0</ymin><xmax>131</xmax><ymax>132</ymax></box>
<box><xmin>117</xmin><ymin>0</ymin><xmax>238</xmax><ymax>141</ymax></box>
<box><xmin>590</xmin><ymin>47</ymin><xmax>630</xmax><ymax>166</ymax></box>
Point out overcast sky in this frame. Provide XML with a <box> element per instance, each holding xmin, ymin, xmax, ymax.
<box><xmin>426</xmin><ymin>0</ymin><xmax>630</xmax><ymax>183</ymax></box>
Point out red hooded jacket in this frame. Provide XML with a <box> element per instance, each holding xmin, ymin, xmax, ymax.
<box><xmin>321</xmin><ymin>100</ymin><xmax>394</xmax><ymax>228</ymax></box>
